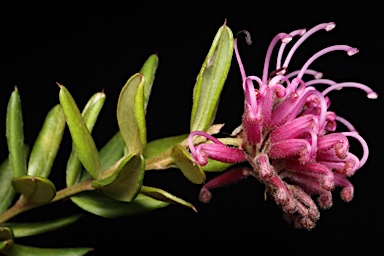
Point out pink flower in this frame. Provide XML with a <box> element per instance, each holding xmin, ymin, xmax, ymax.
<box><xmin>188</xmin><ymin>22</ymin><xmax>377</xmax><ymax>229</ymax></box>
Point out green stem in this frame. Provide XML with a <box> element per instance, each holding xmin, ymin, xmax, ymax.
<box><xmin>0</xmin><ymin>179</ymin><xmax>95</xmax><ymax>224</ymax></box>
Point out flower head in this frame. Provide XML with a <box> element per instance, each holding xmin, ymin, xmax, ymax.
<box><xmin>188</xmin><ymin>22</ymin><xmax>377</xmax><ymax>229</ymax></box>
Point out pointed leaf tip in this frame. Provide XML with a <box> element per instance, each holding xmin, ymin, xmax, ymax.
<box><xmin>66</xmin><ymin>91</ymin><xmax>106</xmax><ymax>186</ymax></box>
<box><xmin>139</xmin><ymin>53</ymin><xmax>159</xmax><ymax>110</ymax></box>
<box><xmin>190</xmin><ymin>24</ymin><xmax>234</xmax><ymax>132</ymax></box>
<box><xmin>141</xmin><ymin>185</ymin><xmax>197</xmax><ymax>212</ymax></box>
<box><xmin>6</xmin><ymin>88</ymin><xmax>27</xmax><ymax>177</ymax></box>
<box><xmin>59</xmin><ymin>85</ymin><xmax>101</xmax><ymax>180</ymax></box>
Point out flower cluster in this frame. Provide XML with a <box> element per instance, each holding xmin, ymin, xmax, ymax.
<box><xmin>187</xmin><ymin>22</ymin><xmax>377</xmax><ymax>229</ymax></box>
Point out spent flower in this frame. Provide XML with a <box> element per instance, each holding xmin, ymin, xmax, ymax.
<box><xmin>187</xmin><ymin>22</ymin><xmax>377</xmax><ymax>229</ymax></box>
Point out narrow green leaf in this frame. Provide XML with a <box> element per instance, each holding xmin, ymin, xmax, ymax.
<box><xmin>140</xmin><ymin>185</ymin><xmax>196</xmax><ymax>212</ymax></box>
<box><xmin>70</xmin><ymin>192</ymin><xmax>169</xmax><ymax>218</ymax></box>
<box><xmin>3</xmin><ymin>243</ymin><xmax>92</xmax><ymax>256</ymax></box>
<box><xmin>117</xmin><ymin>73</ymin><xmax>146</xmax><ymax>154</ymax></box>
<box><xmin>81</xmin><ymin>92</ymin><xmax>106</xmax><ymax>131</ymax></box>
<box><xmin>66</xmin><ymin>92</ymin><xmax>106</xmax><ymax>186</ymax></box>
<box><xmin>202</xmin><ymin>159</ymin><xmax>233</xmax><ymax>172</ymax></box>
<box><xmin>190</xmin><ymin>22</ymin><xmax>234</xmax><ymax>132</ymax></box>
<box><xmin>170</xmin><ymin>145</ymin><xmax>206</xmax><ymax>184</ymax></box>
<box><xmin>0</xmin><ymin>227</ymin><xmax>13</xmax><ymax>241</ymax></box>
<box><xmin>92</xmin><ymin>153</ymin><xmax>145</xmax><ymax>202</ymax></box>
<box><xmin>58</xmin><ymin>84</ymin><xmax>101</xmax><ymax>180</ymax></box>
<box><xmin>27</xmin><ymin>105</ymin><xmax>65</xmax><ymax>178</ymax></box>
<box><xmin>11</xmin><ymin>176</ymin><xmax>56</xmax><ymax>205</ymax></box>
<box><xmin>139</xmin><ymin>54</ymin><xmax>159</xmax><ymax>110</ymax></box>
<box><xmin>0</xmin><ymin>159</ymin><xmax>16</xmax><ymax>214</ymax></box>
<box><xmin>66</xmin><ymin>150</ymin><xmax>84</xmax><ymax>186</ymax></box>
<box><xmin>143</xmin><ymin>134</ymin><xmax>188</xmax><ymax>159</ymax></box>
<box><xmin>98</xmin><ymin>132</ymin><xmax>125</xmax><ymax>172</ymax></box>
<box><xmin>74</xmin><ymin>132</ymin><xmax>125</xmax><ymax>184</ymax></box>
<box><xmin>69</xmin><ymin>132</ymin><xmax>125</xmax><ymax>207</ymax></box>
<box><xmin>0</xmin><ymin>240</ymin><xmax>13</xmax><ymax>252</ymax></box>
<box><xmin>6</xmin><ymin>87</ymin><xmax>26</xmax><ymax>177</ymax></box>
<box><xmin>2</xmin><ymin>214</ymin><xmax>83</xmax><ymax>238</ymax></box>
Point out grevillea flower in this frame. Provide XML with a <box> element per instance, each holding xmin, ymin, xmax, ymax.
<box><xmin>187</xmin><ymin>22</ymin><xmax>377</xmax><ymax>229</ymax></box>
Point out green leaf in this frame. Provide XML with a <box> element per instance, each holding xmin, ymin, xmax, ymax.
<box><xmin>3</xmin><ymin>243</ymin><xmax>92</xmax><ymax>256</ymax></box>
<box><xmin>2</xmin><ymin>214</ymin><xmax>83</xmax><ymax>238</ymax></box>
<box><xmin>0</xmin><ymin>240</ymin><xmax>13</xmax><ymax>252</ymax></box>
<box><xmin>202</xmin><ymin>158</ymin><xmax>233</xmax><ymax>172</ymax></box>
<box><xmin>73</xmin><ymin>132</ymin><xmax>125</xmax><ymax>184</ymax></box>
<box><xmin>70</xmin><ymin>192</ymin><xmax>169</xmax><ymax>218</ymax></box>
<box><xmin>27</xmin><ymin>105</ymin><xmax>65</xmax><ymax>178</ymax></box>
<box><xmin>170</xmin><ymin>145</ymin><xmax>206</xmax><ymax>184</ymax></box>
<box><xmin>58</xmin><ymin>84</ymin><xmax>101</xmax><ymax>180</ymax></box>
<box><xmin>81</xmin><ymin>92</ymin><xmax>106</xmax><ymax>131</ymax></box>
<box><xmin>0</xmin><ymin>227</ymin><xmax>13</xmax><ymax>241</ymax></box>
<box><xmin>0</xmin><ymin>159</ymin><xmax>16</xmax><ymax>214</ymax></box>
<box><xmin>92</xmin><ymin>153</ymin><xmax>145</xmax><ymax>202</ymax></box>
<box><xmin>6</xmin><ymin>87</ymin><xmax>26</xmax><ymax>177</ymax></box>
<box><xmin>66</xmin><ymin>92</ymin><xmax>106</xmax><ymax>186</ymax></box>
<box><xmin>190</xmin><ymin>22</ymin><xmax>234</xmax><ymax>132</ymax></box>
<box><xmin>139</xmin><ymin>54</ymin><xmax>159</xmax><ymax>110</ymax></box>
<box><xmin>66</xmin><ymin>149</ymin><xmax>84</xmax><ymax>186</ymax></box>
<box><xmin>140</xmin><ymin>185</ymin><xmax>196</xmax><ymax>212</ymax></box>
<box><xmin>98</xmin><ymin>132</ymin><xmax>125</xmax><ymax>172</ymax></box>
<box><xmin>143</xmin><ymin>134</ymin><xmax>188</xmax><ymax>159</ymax></box>
<box><xmin>11</xmin><ymin>176</ymin><xmax>56</xmax><ymax>205</ymax></box>
<box><xmin>117</xmin><ymin>73</ymin><xmax>146</xmax><ymax>154</ymax></box>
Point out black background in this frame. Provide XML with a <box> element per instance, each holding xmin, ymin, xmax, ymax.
<box><xmin>1</xmin><ymin>4</ymin><xmax>383</xmax><ymax>255</ymax></box>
